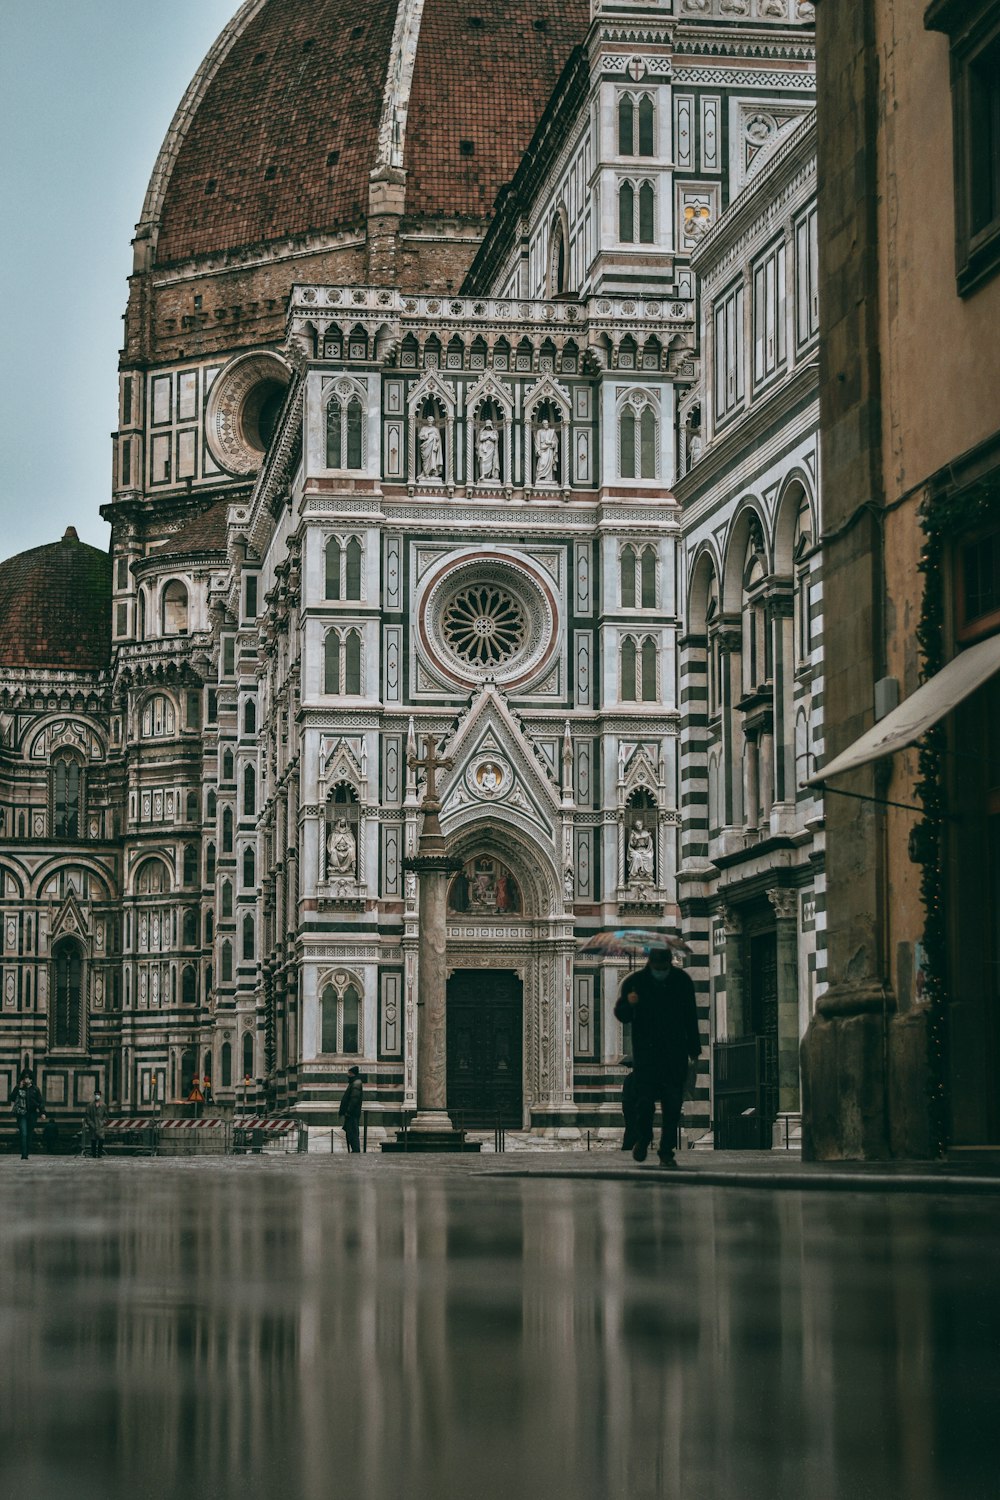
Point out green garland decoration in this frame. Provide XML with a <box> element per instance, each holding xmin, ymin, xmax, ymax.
<box><xmin>915</xmin><ymin>481</ymin><xmax>997</xmax><ymax>1156</ymax></box>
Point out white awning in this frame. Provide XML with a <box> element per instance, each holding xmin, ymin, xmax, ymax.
<box><xmin>807</xmin><ymin>631</ymin><xmax>1000</xmax><ymax>785</ymax></box>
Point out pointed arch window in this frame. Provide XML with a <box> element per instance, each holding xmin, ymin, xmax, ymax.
<box><xmin>52</xmin><ymin>756</ymin><xmax>82</xmax><ymax>839</ymax></box>
<box><xmin>221</xmin><ymin>940</ymin><xmax>233</xmax><ymax>983</ymax></box>
<box><xmin>222</xmin><ymin>807</ymin><xmax>234</xmax><ymax>853</ymax></box>
<box><xmin>620</xmin><ymin>545</ymin><xmax>637</xmax><ymax>609</ymax></box>
<box><xmin>321</xmin><ymin>977</ymin><xmax>362</xmax><ymax>1055</ymax></box>
<box><xmin>638</xmin><ymin>182</ymin><xmax>655</xmax><ymax>244</ymax></box>
<box><xmin>619</xmin><ymin>181</ymin><xmax>635</xmax><ymax>243</ymax></box>
<box><xmin>182</xmin><ymin>844</ymin><xmax>198</xmax><ymax>886</ymax></box>
<box><xmin>243</xmin><ymin>699</ymin><xmax>257</xmax><ymax>736</ymax></box>
<box><xmin>618</xmin><ymin>393</ymin><xmax>659</xmax><ymax>480</ymax></box>
<box><xmin>640</xmin><ymin>546</ymin><xmax>657</xmax><ymax>608</ymax></box>
<box><xmin>641</xmin><ymin>637</ymin><xmax>658</xmax><ymax>702</ymax></box>
<box><xmin>621</xmin><ymin>636</ymin><xmax>638</xmax><ymax>701</ymax></box>
<box><xmin>182</xmin><ymin>965</ymin><xmax>197</xmax><ymax>1006</ymax></box>
<box><xmin>242</xmin><ymin>913</ymin><xmax>255</xmax><ymax>962</ymax></box>
<box><xmin>325</xmin><ymin>535</ymin><xmax>364</xmax><ymax>601</ymax></box>
<box><xmin>618</xmin><ymin>92</ymin><xmax>655</xmax><ymax>156</ymax></box>
<box><xmin>243</xmin><ymin>764</ymin><xmax>256</xmax><ymax>818</ymax></box>
<box><xmin>326</xmin><ymin>390</ymin><xmax>366</xmax><ymax>470</ymax></box>
<box><xmin>221</xmin><ymin>879</ymin><xmax>233</xmax><ymax>918</ymax></box>
<box><xmin>221</xmin><ymin>1040</ymin><xmax>232</xmax><ymax>1088</ymax></box>
<box><xmin>325</xmin><ymin>629</ymin><xmax>363</xmax><ymax>695</ymax></box>
<box><xmin>243</xmin><ymin>846</ymin><xmax>256</xmax><ymax>888</ymax></box>
<box><xmin>52</xmin><ymin>939</ymin><xmax>83</xmax><ymax>1049</ymax></box>
<box><xmin>182</xmin><ymin>909</ymin><xmax>199</xmax><ymax>947</ymax></box>
<box><xmin>242</xmin><ymin>1032</ymin><xmax>255</xmax><ymax>1081</ymax></box>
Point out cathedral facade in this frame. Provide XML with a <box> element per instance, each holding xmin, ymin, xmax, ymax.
<box><xmin>0</xmin><ymin>0</ymin><xmax>817</xmax><ymax>1138</ymax></box>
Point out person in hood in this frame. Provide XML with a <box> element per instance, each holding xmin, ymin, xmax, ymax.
<box><xmin>614</xmin><ymin>946</ymin><xmax>700</xmax><ymax>1168</ymax></box>
<box><xmin>338</xmin><ymin>1066</ymin><xmax>364</xmax><ymax>1153</ymax></box>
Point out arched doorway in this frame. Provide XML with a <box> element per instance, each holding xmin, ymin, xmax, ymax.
<box><xmin>439</xmin><ymin>821</ymin><xmax>572</xmax><ymax>1130</ymax></box>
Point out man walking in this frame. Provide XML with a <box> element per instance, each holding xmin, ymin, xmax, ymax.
<box><xmin>338</xmin><ymin>1065</ymin><xmax>363</xmax><ymax>1153</ymax></box>
<box><xmin>11</xmin><ymin>1070</ymin><xmax>45</xmax><ymax>1161</ymax></box>
<box><xmin>614</xmin><ymin>945</ymin><xmax>701</xmax><ymax>1168</ymax></box>
<box><xmin>83</xmin><ymin>1090</ymin><xmax>109</xmax><ymax>1158</ymax></box>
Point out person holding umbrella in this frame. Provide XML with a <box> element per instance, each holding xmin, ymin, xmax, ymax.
<box><xmin>613</xmin><ymin>940</ymin><xmax>700</xmax><ymax>1168</ymax></box>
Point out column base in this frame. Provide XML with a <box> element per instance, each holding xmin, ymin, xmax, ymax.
<box><xmin>407</xmin><ymin>1109</ymin><xmax>454</xmax><ymax>1133</ymax></box>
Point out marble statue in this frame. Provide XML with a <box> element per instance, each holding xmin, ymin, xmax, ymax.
<box><xmin>534</xmin><ymin>419</ymin><xmax>558</xmax><ymax>483</ymax></box>
<box><xmin>328</xmin><ymin>817</ymin><xmax>357</xmax><ymax>877</ymax></box>
<box><xmin>477</xmin><ymin>419</ymin><xmax>500</xmax><ymax>481</ymax></box>
<box><xmin>627</xmin><ymin>820</ymin><xmax>655</xmax><ymax>884</ymax></box>
<box><xmin>419</xmin><ymin>416</ymin><xmax>443</xmax><ymax>479</ymax></box>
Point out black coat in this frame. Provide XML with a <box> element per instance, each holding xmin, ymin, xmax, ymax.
<box><xmin>613</xmin><ymin>963</ymin><xmax>700</xmax><ymax>1085</ymax></box>
<box><xmin>11</xmin><ymin>1082</ymin><xmax>43</xmax><ymax>1120</ymax></box>
<box><xmin>338</xmin><ymin>1077</ymin><xmax>363</xmax><ymax>1121</ymax></box>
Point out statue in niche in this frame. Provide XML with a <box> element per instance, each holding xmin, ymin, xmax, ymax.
<box><xmin>564</xmin><ymin>867</ymin><xmax>575</xmax><ymax>902</ymax></box>
<box><xmin>327</xmin><ymin>817</ymin><xmax>357</xmax><ymax>877</ymax></box>
<box><xmin>418</xmin><ymin>415</ymin><xmax>443</xmax><ymax>479</ymax></box>
<box><xmin>627</xmin><ymin>819</ymin><xmax>655</xmax><ymax>884</ymax></box>
<box><xmin>689</xmin><ymin>433</ymin><xmax>703</xmax><ymax>466</ymax></box>
<box><xmin>534</xmin><ymin>418</ymin><xmax>559</xmax><ymax>484</ymax></box>
<box><xmin>476</xmin><ymin>419</ymin><xmax>500</xmax><ymax>481</ymax></box>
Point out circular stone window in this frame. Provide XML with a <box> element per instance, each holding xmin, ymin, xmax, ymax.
<box><xmin>418</xmin><ymin>553</ymin><xmax>559</xmax><ymax>690</ymax></box>
<box><xmin>204</xmin><ymin>351</ymin><xmax>292</xmax><ymax>476</ymax></box>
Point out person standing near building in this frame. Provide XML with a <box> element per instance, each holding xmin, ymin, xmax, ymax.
<box><xmin>11</xmin><ymin>1071</ymin><xmax>44</xmax><ymax>1161</ymax></box>
<box><xmin>338</xmin><ymin>1065</ymin><xmax>363</xmax><ymax>1153</ymax></box>
<box><xmin>83</xmin><ymin>1090</ymin><xmax>109</xmax><ymax>1158</ymax></box>
<box><xmin>614</xmin><ymin>946</ymin><xmax>701</xmax><ymax>1168</ymax></box>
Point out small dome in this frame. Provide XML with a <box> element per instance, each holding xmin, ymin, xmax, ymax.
<box><xmin>0</xmin><ymin>532</ymin><xmax>111</xmax><ymax>672</ymax></box>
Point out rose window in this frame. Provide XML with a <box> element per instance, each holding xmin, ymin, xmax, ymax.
<box><xmin>419</xmin><ymin>553</ymin><xmax>559</xmax><ymax>689</ymax></box>
<box><xmin>441</xmin><ymin>584</ymin><xmax>526</xmax><ymax>667</ymax></box>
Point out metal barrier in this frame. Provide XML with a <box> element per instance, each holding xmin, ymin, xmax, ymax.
<box><xmin>494</xmin><ymin>1113</ymin><xmax>506</xmax><ymax>1153</ymax></box>
<box><xmin>229</xmin><ymin>1117</ymin><xmax>308</xmax><ymax>1155</ymax></box>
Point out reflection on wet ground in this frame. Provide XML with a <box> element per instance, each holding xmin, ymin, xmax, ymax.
<box><xmin>0</xmin><ymin>1157</ymin><xmax>997</xmax><ymax>1500</ymax></box>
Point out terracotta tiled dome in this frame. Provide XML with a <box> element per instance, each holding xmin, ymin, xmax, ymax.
<box><xmin>0</xmin><ymin>530</ymin><xmax>111</xmax><ymax>672</ymax></box>
<box><xmin>148</xmin><ymin>0</ymin><xmax>589</xmax><ymax>267</ymax></box>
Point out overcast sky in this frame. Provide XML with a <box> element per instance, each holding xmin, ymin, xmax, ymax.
<box><xmin>0</xmin><ymin>0</ymin><xmax>240</xmax><ymax>558</ymax></box>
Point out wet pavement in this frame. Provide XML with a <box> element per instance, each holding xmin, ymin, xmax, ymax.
<box><xmin>1</xmin><ymin>1155</ymin><xmax>998</xmax><ymax>1500</ymax></box>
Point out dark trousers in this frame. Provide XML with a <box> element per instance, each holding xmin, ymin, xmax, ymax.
<box><xmin>343</xmin><ymin>1117</ymin><xmax>361</xmax><ymax>1153</ymax></box>
<box><xmin>90</xmin><ymin>1136</ymin><xmax>104</xmax><ymax>1158</ymax></box>
<box><xmin>632</xmin><ymin>1074</ymin><xmax>684</xmax><ymax>1157</ymax></box>
<box><xmin>621</xmin><ymin>1073</ymin><xmax>640</xmax><ymax>1150</ymax></box>
<box><xmin>17</xmin><ymin>1116</ymin><xmax>33</xmax><ymax>1159</ymax></box>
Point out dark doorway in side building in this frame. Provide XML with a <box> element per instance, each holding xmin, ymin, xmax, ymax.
<box><xmin>447</xmin><ymin>969</ymin><xmax>523</xmax><ymax>1129</ymax></box>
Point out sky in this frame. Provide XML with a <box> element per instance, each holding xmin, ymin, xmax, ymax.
<box><xmin>0</xmin><ymin>0</ymin><xmax>241</xmax><ymax>558</ymax></box>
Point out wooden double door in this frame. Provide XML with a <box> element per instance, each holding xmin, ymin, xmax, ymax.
<box><xmin>446</xmin><ymin>969</ymin><xmax>523</xmax><ymax>1128</ymax></box>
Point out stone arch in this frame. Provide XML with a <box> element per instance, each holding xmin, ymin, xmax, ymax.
<box><xmin>772</xmin><ymin>468</ymin><xmax>817</xmax><ymax>576</ymax></box>
<box><xmin>687</xmin><ymin>542</ymin><xmax>722</xmax><ymax>634</ymax></box>
<box><xmin>722</xmin><ymin>499</ymin><xmax>769</xmax><ymax>615</ymax></box>
<box><xmin>443</xmin><ymin>816</ymin><xmax>561</xmax><ymax>919</ymax></box>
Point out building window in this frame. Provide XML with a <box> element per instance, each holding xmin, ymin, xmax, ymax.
<box><xmin>242</xmin><ymin>1032</ymin><xmax>254</xmax><ymax>1081</ymax></box>
<box><xmin>618</xmin><ymin>393</ymin><xmax>658</xmax><ymax>479</ymax></box>
<box><xmin>221</xmin><ymin>880</ymin><xmax>233</xmax><ymax>918</ymax></box>
<box><xmin>321</xmin><ymin>977</ymin><xmax>362</xmax><ymax>1054</ymax></box>
<box><xmin>243</xmin><ymin>764</ymin><xmax>256</xmax><ymax>818</ymax></box>
<box><xmin>182</xmin><ymin>965</ymin><xmax>197</xmax><ymax>1005</ymax></box>
<box><xmin>795</xmin><ymin>205</ymin><xmax>819</xmax><ymax>346</ymax></box>
<box><xmin>620</xmin><ymin>545</ymin><xmax>637</xmax><ymax>609</ymax></box>
<box><xmin>221</xmin><ymin>940</ymin><xmax>233</xmax><ymax>983</ymax></box>
<box><xmin>243</xmin><ymin>699</ymin><xmax>256</xmax><ymax>736</ymax></box>
<box><xmin>714</xmin><ymin>281</ymin><xmax>746</xmax><ymax>423</ymax></box>
<box><xmin>206</xmin><ymin>843</ymin><xmax>216</xmax><ymax>883</ymax></box>
<box><xmin>621</xmin><ymin>635</ymin><xmax>658</xmax><ymax>702</ymax></box>
<box><xmin>52</xmin><ymin>939</ymin><xmax>83</xmax><ymax>1049</ymax></box>
<box><xmin>141</xmin><ymin>695</ymin><xmax>176</xmax><ymax>738</ymax></box>
<box><xmin>752</xmin><ymin>239</ymin><xmax>787</xmax><ymax>387</ymax></box>
<box><xmin>926</xmin><ymin>2</ymin><xmax>1000</xmax><ymax>294</ymax></box>
<box><xmin>244</xmin><ymin>574</ymin><xmax>258</xmax><ymax>621</ymax></box>
<box><xmin>957</xmin><ymin>526</ymin><xmax>1000</xmax><ymax>642</ymax></box>
<box><xmin>182</xmin><ymin>845</ymin><xmax>198</xmax><ymax>886</ymax></box>
<box><xmin>325</xmin><ymin>629</ymin><xmax>363</xmax><ymax>694</ymax></box>
<box><xmin>618</xmin><ymin>93</ymin><xmax>654</xmax><ymax>157</ymax></box>
<box><xmin>326</xmin><ymin>535</ymin><xmax>363</xmax><ymax>600</ymax></box>
<box><xmin>222</xmin><ymin>807</ymin><xmax>234</xmax><ymax>853</ymax></box>
<box><xmin>326</xmin><ymin>392</ymin><xmax>366</xmax><ymax>469</ymax></box>
<box><xmin>243</xmin><ymin>846</ymin><xmax>256</xmax><ymax>887</ymax></box>
<box><xmin>242</xmin><ymin>914</ymin><xmax>255</xmax><ymax>962</ymax></box>
<box><xmin>619</xmin><ymin>180</ymin><xmax>655</xmax><ymax>245</ymax></box>
<box><xmin>52</xmin><ymin>757</ymin><xmax>82</xmax><ymax>838</ymax></box>
<box><xmin>221</xmin><ymin>1040</ymin><xmax>232</xmax><ymax>1087</ymax></box>
<box><xmin>162</xmin><ymin>580</ymin><xmax>189</xmax><ymax>636</ymax></box>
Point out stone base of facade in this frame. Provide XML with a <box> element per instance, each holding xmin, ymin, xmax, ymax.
<box><xmin>801</xmin><ymin>992</ymin><xmax>935</xmax><ymax>1160</ymax></box>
